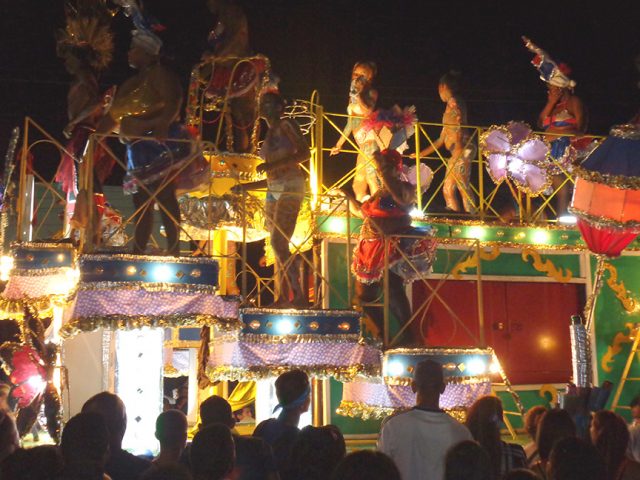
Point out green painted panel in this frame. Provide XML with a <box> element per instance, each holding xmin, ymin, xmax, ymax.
<box><xmin>432</xmin><ymin>250</ymin><xmax>582</xmax><ymax>278</ymax></box>
<box><xmin>592</xmin><ymin>254</ymin><xmax>640</xmax><ymax>415</ymax></box>
<box><xmin>328</xmin><ymin>378</ymin><xmax>382</xmax><ymax>435</ymax></box>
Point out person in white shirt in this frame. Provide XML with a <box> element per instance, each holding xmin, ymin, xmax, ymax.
<box><xmin>378</xmin><ymin>359</ymin><xmax>473</xmax><ymax>480</ymax></box>
<box><xmin>628</xmin><ymin>395</ymin><xmax>640</xmax><ymax>462</ymax></box>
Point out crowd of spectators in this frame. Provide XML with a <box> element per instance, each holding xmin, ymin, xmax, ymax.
<box><xmin>2</xmin><ymin>363</ymin><xmax>640</xmax><ymax>480</ymax></box>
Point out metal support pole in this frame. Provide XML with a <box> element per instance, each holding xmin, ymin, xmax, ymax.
<box><xmin>476</xmin><ymin>240</ymin><xmax>486</xmax><ymax>347</ymax></box>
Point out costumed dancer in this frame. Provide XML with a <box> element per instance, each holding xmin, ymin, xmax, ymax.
<box><xmin>330</xmin><ymin>61</ymin><xmax>380</xmax><ymax>201</ymax></box>
<box><xmin>202</xmin><ymin>0</ymin><xmax>255</xmax><ymax>152</ymax></box>
<box><xmin>524</xmin><ymin>36</ymin><xmax>587</xmax><ymax>216</ymax></box>
<box><xmin>235</xmin><ymin>91</ymin><xmax>310</xmax><ymax>308</ymax></box>
<box><xmin>411</xmin><ymin>71</ymin><xmax>476</xmax><ymax>213</ymax></box>
<box><xmin>55</xmin><ymin>0</ymin><xmax>117</xmax><ymax>239</ymax></box>
<box><xmin>346</xmin><ymin>149</ymin><xmax>437</xmax><ymax>345</ymax></box>
<box><xmin>97</xmin><ymin>5</ymin><xmax>188</xmax><ymax>256</ymax></box>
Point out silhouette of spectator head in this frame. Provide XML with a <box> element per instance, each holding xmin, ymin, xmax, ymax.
<box><xmin>82</xmin><ymin>391</ymin><xmax>128</xmax><ymax>451</ymax></box>
<box><xmin>190</xmin><ymin>424</ymin><xmax>235</xmax><ymax>480</ymax></box>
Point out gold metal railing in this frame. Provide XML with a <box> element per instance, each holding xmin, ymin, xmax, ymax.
<box><xmin>318</xmin><ymin>110</ymin><xmax>603</xmax><ymax>225</ymax></box>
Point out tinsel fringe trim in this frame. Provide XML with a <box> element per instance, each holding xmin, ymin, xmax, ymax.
<box><xmin>78</xmin><ymin>281</ymin><xmax>218</xmax><ymax>294</ymax></box>
<box><xmin>569</xmin><ymin>206</ymin><xmax>640</xmax><ymax>233</ymax></box>
<box><xmin>60</xmin><ymin>314</ymin><xmax>242</xmax><ymax>339</ymax></box>
<box><xmin>336</xmin><ymin>401</ymin><xmax>467</xmax><ymax>422</ymax></box>
<box><xmin>80</xmin><ymin>253</ymin><xmax>219</xmax><ymax>265</ymax></box>
<box><xmin>206</xmin><ymin>363</ymin><xmax>381</xmax><ymax>382</ymax></box>
<box><xmin>383</xmin><ymin>375</ymin><xmax>492</xmax><ymax>386</ymax></box>
<box><xmin>8</xmin><ymin>267</ymin><xmax>76</xmax><ymax>277</ymax></box>
<box><xmin>573</xmin><ymin>166</ymin><xmax>640</xmax><ymax>191</ymax></box>
<box><xmin>211</xmin><ymin>333</ymin><xmax>366</xmax><ymax>345</ymax></box>
<box><xmin>0</xmin><ymin>293</ymin><xmax>76</xmax><ymax>320</ymax></box>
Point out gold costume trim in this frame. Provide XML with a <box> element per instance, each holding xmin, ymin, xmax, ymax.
<box><xmin>60</xmin><ymin>315</ymin><xmax>242</xmax><ymax>339</ymax></box>
<box><xmin>206</xmin><ymin>363</ymin><xmax>380</xmax><ymax>382</ymax></box>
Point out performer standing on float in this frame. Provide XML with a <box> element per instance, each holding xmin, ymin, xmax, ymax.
<box><xmin>330</xmin><ymin>62</ymin><xmax>380</xmax><ymax>201</ymax></box>
<box><xmin>97</xmin><ymin>27</ymin><xmax>185</xmax><ymax>256</ymax></box>
<box><xmin>346</xmin><ymin>149</ymin><xmax>437</xmax><ymax>345</ymax></box>
<box><xmin>236</xmin><ymin>92</ymin><xmax>309</xmax><ymax>308</ymax></box>
<box><xmin>55</xmin><ymin>0</ymin><xmax>116</xmax><ymax>238</ymax></box>
<box><xmin>411</xmin><ymin>71</ymin><xmax>475</xmax><ymax>213</ymax></box>
<box><xmin>524</xmin><ymin>37</ymin><xmax>587</xmax><ymax>217</ymax></box>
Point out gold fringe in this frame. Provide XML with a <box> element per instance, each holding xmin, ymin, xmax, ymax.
<box><xmin>79</xmin><ymin>281</ymin><xmax>218</xmax><ymax>294</ymax></box>
<box><xmin>212</xmin><ymin>333</ymin><xmax>365</xmax><ymax>345</ymax></box>
<box><xmin>206</xmin><ymin>363</ymin><xmax>381</xmax><ymax>382</ymax></box>
<box><xmin>81</xmin><ymin>253</ymin><xmax>220</xmax><ymax>265</ymax></box>
<box><xmin>60</xmin><ymin>314</ymin><xmax>242</xmax><ymax>339</ymax></box>
<box><xmin>0</xmin><ymin>293</ymin><xmax>76</xmax><ymax>321</ymax></box>
<box><xmin>384</xmin><ymin>375</ymin><xmax>492</xmax><ymax>386</ymax></box>
<box><xmin>574</xmin><ymin>166</ymin><xmax>640</xmax><ymax>191</ymax></box>
<box><xmin>336</xmin><ymin>401</ymin><xmax>467</xmax><ymax>422</ymax></box>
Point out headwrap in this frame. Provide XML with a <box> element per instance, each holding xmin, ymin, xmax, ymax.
<box><xmin>272</xmin><ymin>385</ymin><xmax>311</xmax><ymax>414</ymax></box>
<box><xmin>523</xmin><ymin>36</ymin><xmax>576</xmax><ymax>89</ymax></box>
<box><xmin>131</xmin><ymin>29</ymin><xmax>162</xmax><ymax>56</ymax></box>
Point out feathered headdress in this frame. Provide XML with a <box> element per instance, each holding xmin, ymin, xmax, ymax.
<box><xmin>522</xmin><ymin>36</ymin><xmax>576</xmax><ymax>89</ymax></box>
<box><xmin>56</xmin><ymin>0</ymin><xmax>115</xmax><ymax>72</ymax></box>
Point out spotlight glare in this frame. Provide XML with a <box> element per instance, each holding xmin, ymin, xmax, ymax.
<box><xmin>466</xmin><ymin>358</ymin><xmax>487</xmax><ymax>375</ymax></box>
<box><xmin>386</xmin><ymin>360</ymin><xmax>406</xmax><ymax>377</ymax></box>
<box><xmin>558</xmin><ymin>214</ymin><xmax>577</xmax><ymax>225</ymax></box>
<box><xmin>467</xmin><ymin>226</ymin><xmax>486</xmax><ymax>240</ymax></box>
<box><xmin>409</xmin><ymin>208</ymin><xmax>424</xmax><ymax>219</ymax></box>
<box><xmin>0</xmin><ymin>255</ymin><xmax>14</xmax><ymax>281</ymax></box>
<box><xmin>276</xmin><ymin>318</ymin><xmax>295</xmax><ymax>335</ymax></box>
<box><xmin>531</xmin><ymin>230</ymin><xmax>550</xmax><ymax>244</ymax></box>
<box><xmin>154</xmin><ymin>265</ymin><xmax>171</xmax><ymax>282</ymax></box>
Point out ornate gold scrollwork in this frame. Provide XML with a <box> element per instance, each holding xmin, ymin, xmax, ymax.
<box><xmin>521</xmin><ymin>247</ymin><xmax>573</xmax><ymax>282</ymax></box>
<box><xmin>451</xmin><ymin>246</ymin><xmax>501</xmax><ymax>279</ymax></box>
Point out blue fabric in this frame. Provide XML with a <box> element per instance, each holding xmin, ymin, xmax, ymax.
<box><xmin>550</xmin><ymin>136</ymin><xmax>571</xmax><ymax>160</ymax></box>
<box><xmin>126</xmin><ymin>123</ymin><xmax>191</xmax><ymax>171</ymax></box>
<box><xmin>581</xmin><ymin>135</ymin><xmax>640</xmax><ymax>177</ymax></box>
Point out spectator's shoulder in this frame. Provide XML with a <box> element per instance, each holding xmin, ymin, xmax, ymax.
<box><xmin>381</xmin><ymin>408</ymin><xmax>413</xmax><ymax>429</ymax></box>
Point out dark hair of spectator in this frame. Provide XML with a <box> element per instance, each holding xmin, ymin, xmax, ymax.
<box><xmin>524</xmin><ymin>405</ymin><xmax>547</xmax><ymax>440</ymax></box>
<box><xmin>465</xmin><ymin>396</ymin><xmax>504</xmax><ymax>478</ymax></box>
<box><xmin>190</xmin><ymin>424</ymin><xmax>235</xmax><ymax>480</ymax></box>
<box><xmin>290</xmin><ymin>425</ymin><xmax>347</xmax><ymax>480</ymax></box>
<box><xmin>535</xmin><ymin>409</ymin><xmax>576</xmax><ymax>462</ymax></box>
<box><xmin>591</xmin><ymin>410</ymin><xmax>630</xmax><ymax>480</ymax></box>
<box><xmin>331</xmin><ymin>450</ymin><xmax>401</xmax><ymax>480</ymax></box>
<box><xmin>547</xmin><ymin>437</ymin><xmax>605</xmax><ymax>480</ymax></box>
<box><xmin>445</xmin><ymin>440</ymin><xmax>492</xmax><ymax>480</ymax></box>
<box><xmin>274</xmin><ymin>369</ymin><xmax>310</xmax><ymax>407</ymax></box>
<box><xmin>141</xmin><ymin>463</ymin><xmax>193</xmax><ymax>480</ymax></box>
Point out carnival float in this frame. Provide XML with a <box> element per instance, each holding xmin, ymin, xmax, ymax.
<box><xmin>1</xmin><ymin>0</ymin><xmax>639</xmax><ymax>452</ymax></box>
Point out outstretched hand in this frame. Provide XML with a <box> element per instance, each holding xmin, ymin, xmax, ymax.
<box><xmin>330</xmin><ymin>146</ymin><xmax>341</xmax><ymax>156</ymax></box>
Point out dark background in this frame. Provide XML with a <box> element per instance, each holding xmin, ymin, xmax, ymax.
<box><xmin>1</xmin><ymin>0</ymin><xmax>639</xmax><ymax>178</ymax></box>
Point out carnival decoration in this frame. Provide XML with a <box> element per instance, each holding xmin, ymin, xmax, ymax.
<box><xmin>337</xmin><ymin>347</ymin><xmax>517</xmax><ymax>422</ymax></box>
<box><xmin>207</xmin><ymin>308</ymin><xmax>381</xmax><ymax>381</ymax></box>
<box><xmin>480</xmin><ymin>122</ymin><xmax>557</xmax><ymax>196</ymax></box>
<box><xmin>0</xmin><ymin>128</ymin><xmax>19</xmax><ymax>251</ymax></box>
<box><xmin>360</xmin><ymin>105</ymin><xmax>418</xmax><ymax>153</ymax></box>
<box><xmin>570</xmin><ymin>124</ymin><xmax>640</xmax><ymax>334</ymax></box>
<box><xmin>60</xmin><ymin>254</ymin><xmax>241</xmax><ymax>338</ymax></box>
<box><xmin>0</xmin><ymin>243</ymin><xmax>79</xmax><ymax>320</ymax></box>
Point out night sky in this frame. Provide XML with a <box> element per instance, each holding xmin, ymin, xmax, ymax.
<box><xmin>1</xmin><ymin>0</ymin><xmax>638</xmax><ymax>170</ymax></box>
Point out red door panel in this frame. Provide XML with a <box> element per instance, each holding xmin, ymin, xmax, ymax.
<box><xmin>411</xmin><ymin>280</ymin><xmax>582</xmax><ymax>385</ymax></box>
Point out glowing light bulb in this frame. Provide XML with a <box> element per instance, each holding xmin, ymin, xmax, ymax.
<box><xmin>409</xmin><ymin>208</ymin><xmax>424</xmax><ymax>219</ymax></box>
<box><xmin>531</xmin><ymin>230</ymin><xmax>550</xmax><ymax>244</ymax></box>
<box><xmin>0</xmin><ymin>255</ymin><xmax>14</xmax><ymax>281</ymax></box>
<box><xmin>275</xmin><ymin>318</ymin><xmax>295</xmax><ymax>335</ymax></box>
<box><xmin>558</xmin><ymin>214</ymin><xmax>577</xmax><ymax>225</ymax></box>
<box><xmin>154</xmin><ymin>265</ymin><xmax>171</xmax><ymax>282</ymax></box>
<box><xmin>386</xmin><ymin>360</ymin><xmax>406</xmax><ymax>377</ymax></box>
<box><xmin>467</xmin><ymin>226</ymin><xmax>486</xmax><ymax>240</ymax></box>
<box><xmin>466</xmin><ymin>358</ymin><xmax>487</xmax><ymax>375</ymax></box>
